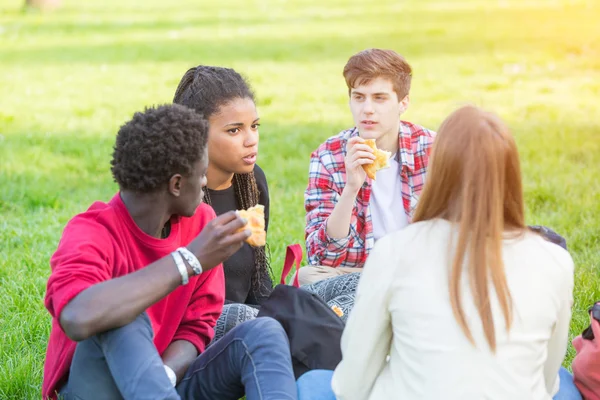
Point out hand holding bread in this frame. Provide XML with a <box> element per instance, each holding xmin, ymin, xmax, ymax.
<box><xmin>361</xmin><ymin>139</ymin><xmax>391</xmax><ymax>180</ymax></box>
<box><xmin>344</xmin><ymin>136</ymin><xmax>392</xmax><ymax>192</ymax></box>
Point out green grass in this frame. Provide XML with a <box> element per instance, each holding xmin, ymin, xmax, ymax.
<box><xmin>1</xmin><ymin>0</ymin><xmax>599</xmax><ymax>397</ymax></box>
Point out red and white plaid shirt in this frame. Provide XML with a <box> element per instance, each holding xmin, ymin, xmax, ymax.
<box><xmin>304</xmin><ymin>122</ymin><xmax>436</xmax><ymax>268</ymax></box>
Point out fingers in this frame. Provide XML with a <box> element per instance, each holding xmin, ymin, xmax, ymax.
<box><xmin>347</xmin><ymin>142</ymin><xmax>374</xmax><ymax>159</ymax></box>
<box><xmin>348</xmin><ymin>136</ymin><xmax>365</xmax><ymax>145</ymax></box>
<box><xmin>346</xmin><ymin>137</ymin><xmax>363</xmax><ymax>154</ymax></box>
<box><xmin>212</xmin><ymin>210</ymin><xmax>239</xmax><ymax>226</ymax></box>
<box><xmin>353</xmin><ymin>150</ymin><xmax>376</xmax><ymax>160</ymax></box>
<box><xmin>221</xmin><ymin>213</ymin><xmax>249</xmax><ymax>233</ymax></box>
<box><xmin>192</xmin><ymin>212</ymin><xmax>254</xmax><ymax>269</ymax></box>
<box><xmin>347</xmin><ymin>148</ymin><xmax>375</xmax><ymax>172</ymax></box>
<box><xmin>352</xmin><ymin>159</ymin><xmax>374</xmax><ymax>168</ymax></box>
<box><xmin>221</xmin><ymin>229</ymin><xmax>252</xmax><ymax>247</ymax></box>
<box><xmin>211</xmin><ymin>211</ymin><xmax>249</xmax><ymax>236</ymax></box>
<box><xmin>353</xmin><ymin>144</ymin><xmax>375</xmax><ymax>153</ymax></box>
<box><xmin>212</xmin><ymin>230</ymin><xmax>251</xmax><ymax>260</ymax></box>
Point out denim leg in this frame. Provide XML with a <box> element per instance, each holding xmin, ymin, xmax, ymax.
<box><xmin>553</xmin><ymin>367</ymin><xmax>583</xmax><ymax>400</ymax></box>
<box><xmin>64</xmin><ymin>313</ymin><xmax>179</xmax><ymax>400</ymax></box>
<box><xmin>296</xmin><ymin>370</ymin><xmax>336</xmax><ymax>400</ymax></box>
<box><xmin>176</xmin><ymin>317</ymin><xmax>297</xmax><ymax>400</ymax></box>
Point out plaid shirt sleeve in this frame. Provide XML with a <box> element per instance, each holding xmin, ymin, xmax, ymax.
<box><xmin>304</xmin><ymin>144</ymin><xmax>355</xmax><ymax>267</ymax></box>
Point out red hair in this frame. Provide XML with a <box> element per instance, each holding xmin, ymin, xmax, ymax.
<box><xmin>343</xmin><ymin>48</ymin><xmax>412</xmax><ymax>99</ymax></box>
<box><xmin>413</xmin><ymin>105</ymin><xmax>526</xmax><ymax>352</ymax></box>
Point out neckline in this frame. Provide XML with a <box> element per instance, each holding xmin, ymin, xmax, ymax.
<box><xmin>207</xmin><ymin>185</ymin><xmax>235</xmax><ymax>195</ymax></box>
<box><xmin>110</xmin><ymin>193</ymin><xmax>181</xmax><ymax>248</ymax></box>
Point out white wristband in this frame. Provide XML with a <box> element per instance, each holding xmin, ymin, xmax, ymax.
<box><xmin>171</xmin><ymin>251</ymin><xmax>188</xmax><ymax>285</ymax></box>
<box><xmin>177</xmin><ymin>247</ymin><xmax>202</xmax><ymax>276</ymax></box>
<box><xmin>163</xmin><ymin>364</ymin><xmax>177</xmax><ymax>387</ymax></box>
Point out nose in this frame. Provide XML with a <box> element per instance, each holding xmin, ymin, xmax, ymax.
<box><xmin>244</xmin><ymin>128</ymin><xmax>259</xmax><ymax>147</ymax></box>
<box><xmin>362</xmin><ymin>98</ymin><xmax>374</xmax><ymax>115</ymax></box>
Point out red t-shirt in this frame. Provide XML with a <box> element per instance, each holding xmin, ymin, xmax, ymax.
<box><xmin>42</xmin><ymin>194</ymin><xmax>225</xmax><ymax>399</ymax></box>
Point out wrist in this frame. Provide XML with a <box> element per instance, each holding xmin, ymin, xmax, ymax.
<box><xmin>342</xmin><ymin>184</ymin><xmax>361</xmax><ymax>197</ymax></box>
<box><xmin>171</xmin><ymin>251</ymin><xmax>189</xmax><ymax>285</ymax></box>
<box><xmin>177</xmin><ymin>247</ymin><xmax>203</xmax><ymax>276</ymax></box>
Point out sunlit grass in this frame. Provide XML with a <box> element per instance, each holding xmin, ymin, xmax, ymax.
<box><xmin>1</xmin><ymin>0</ymin><xmax>599</xmax><ymax>397</ymax></box>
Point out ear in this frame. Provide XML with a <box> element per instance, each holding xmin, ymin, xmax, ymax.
<box><xmin>168</xmin><ymin>174</ymin><xmax>183</xmax><ymax>197</ymax></box>
<box><xmin>399</xmin><ymin>95</ymin><xmax>410</xmax><ymax>114</ymax></box>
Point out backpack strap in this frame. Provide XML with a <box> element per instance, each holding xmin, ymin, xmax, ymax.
<box><xmin>281</xmin><ymin>244</ymin><xmax>303</xmax><ymax>287</ymax></box>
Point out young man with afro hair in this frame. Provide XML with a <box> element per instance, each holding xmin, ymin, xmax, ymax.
<box><xmin>42</xmin><ymin>104</ymin><xmax>298</xmax><ymax>400</ymax></box>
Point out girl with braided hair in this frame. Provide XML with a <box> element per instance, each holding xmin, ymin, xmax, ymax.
<box><xmin>174</xmin><ymin>66</ymin><xmax>273</xmax><ymax>340</ymax></box>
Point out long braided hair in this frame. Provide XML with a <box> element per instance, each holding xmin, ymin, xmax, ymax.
<box><xmin>173</xmin><ymin>66</ymin><xmax>272</xmax><ymax>296</ymax></box>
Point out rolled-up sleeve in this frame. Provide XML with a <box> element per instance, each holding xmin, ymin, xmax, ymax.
<box><xmin>304</xmin><ymin>151</ymin><xmax>351</xmax><ymax>267</ymax></box>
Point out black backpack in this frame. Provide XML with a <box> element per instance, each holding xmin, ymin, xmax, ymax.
<box><xmin>257</xmin><ymin>284</ymin><xmax>345</xmax><ymax>379</ymax></box>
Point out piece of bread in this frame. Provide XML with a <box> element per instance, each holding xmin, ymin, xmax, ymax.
<box><xmin>362</xmin><ymin>139</ymin><xmax>392</xmax><ymax>180</ymax></box>
<box><xmin>236</xmin><ymin>204</ymin><xmax>266</xmax><ymax>247</ymax></box>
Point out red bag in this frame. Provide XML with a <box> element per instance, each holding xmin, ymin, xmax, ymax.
<box><xmin>572</xmin><ymin>304</ymin><xmax>600</xmax><ymax>400</ymax></box>
<box><xmin>280</xmin><ymin>244</ymin><xmax>303</xmax><ymax>288</ymax></box>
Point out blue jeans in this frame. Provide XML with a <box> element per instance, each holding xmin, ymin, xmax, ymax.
<box><xmin>61</xmin><ymin>313</ymin><xmax>297</xmax><ymax>400</ymax></box>
<box><xmin>296</xmin><ymin>370</ymin><xmax>335</xmax><ymax>400</ymax></box>
<box><xmin>553</xmin><ymin>367</ymin><xmax>582</xmax><ymax>400</ymax></box>
<box><xmin>297</xmin><ymin>368</ymin><xmax>583</xmax><ymax>400</ymax></box>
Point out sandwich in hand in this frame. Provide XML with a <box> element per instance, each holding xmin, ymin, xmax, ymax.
<box><xmin>237</xmin><ymin>205</ymin><xmax>266</xmax><ymax>247</ymax></box>
<box><xmin>362</xmin><ymin>139</ymin><xmax>392</xmax><ymax>180</ymax></box>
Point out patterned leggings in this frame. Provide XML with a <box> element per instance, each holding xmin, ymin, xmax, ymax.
<box><xmin>301</xmin><ymin>272</ymin><xmax>360</xmax><ymax>323</ymax></box>
<box><xmin>212</xmin><ymin>303</ymin><xmax>260</xmax><ymax>343</ymax></box>
<box><xmin>211</xmin><ymin>272</ymin><xmax>361</xmax><ymax>342</ymax></box>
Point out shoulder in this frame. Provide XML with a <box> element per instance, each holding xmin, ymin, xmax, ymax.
<box><xmin>363</xmin><ymin>221</ymin><xmax>442</xmax><ymax>282</ymax></box>
<box><xmin>373</xmin><ymin>220</ymin><xmax>444</xmax><ymax>259</ymax></box>
<box><xmin>378</xmin><ymin>219</ymin><xmax>447</xmax><ymax>250</ymax></box>
<box><xmin>253</xmin><ymin>164</ymin><xmax>269</xmax><ymax>208</ymax></box>
<box><xmin>504</xmin><ymin>231</ymin><xmax>575</xmax><ymax>302</ymax></box>
<box><xmin>61</xmin><ymin>200</ymin><xmax>118</xmax><ymax>241</ymax></box>
<box><xmin>400</xmin><ymin>120</ymin><xmax>436</xmax><ymax>139</ymax></box>
<box><xmin>373</xmin><ymin>220</ymin><xmax>451</xmax><ymax>272</ymax></box>
<box><xmin>52</xmin><ymin>200</ymin><xmax>121</xmax><ymax>264</ymax></box>
<box><xmin>524</xmin><ymin>232</ymin><xmax>575</xmax><ymax>277</ymax></box>
<box><xmin>253</xmin><ymin>164</ymin><xmax>268</xmax><ymax>188</ymax></box>
<box><xmin>400</xmin><ymin>120</ymin><xmax>436</xmax><ymax>147</ymax></box>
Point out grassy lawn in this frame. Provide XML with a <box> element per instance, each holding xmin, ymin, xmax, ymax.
<box><xmin>1</xmin><ymin>0</ymin><xmax>599</xmax><ymax>397</ymax></box>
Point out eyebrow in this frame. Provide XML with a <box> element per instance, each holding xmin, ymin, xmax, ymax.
<box><xmin>351</xmin><ymin>90</ymin><xmax>390</xmax><ymax>96</ymax></box>
<box><xmin>223</xmin><ymin>118</ymin><xmax>260</xmax><ymax>128</ymax></box>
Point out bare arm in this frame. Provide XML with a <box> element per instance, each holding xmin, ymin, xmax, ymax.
<box><xmin>59</xmin><ymin>255</ymin><xmax>186</xmax><ymax>341</ymax></box>
<box><xmin>325</xmin><ymin>188</ymin><xmax>361</xmax><ymax>238</ymax></box>
<box><xmin>326</xmin><ymin>136</ymin><xmax>374</xmax><ymax>239</ymax></box>
<box><xmin>162</xmin><ymin>340</ymin><xmax>198</xmax><ymax>383</ymax></box>
<box><xmin>60</xmin><ymin>211</ymin><xmax>250</xmax><ymax>342</ymax></box>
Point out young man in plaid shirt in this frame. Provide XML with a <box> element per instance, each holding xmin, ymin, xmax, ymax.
<box><xmin>302</xmin><ymin>48</ymin><xmax>436</xmax><ymax>285</ymax></box>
